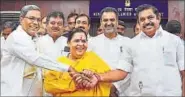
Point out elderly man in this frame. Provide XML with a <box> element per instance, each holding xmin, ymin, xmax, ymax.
<box><xmin>0</xmin><ymin>5</ymin><xmax>75</xmax><ymax>96</ymax></box>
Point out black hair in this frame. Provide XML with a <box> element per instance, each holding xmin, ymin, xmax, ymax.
<box><xmin>67</xmin><ymin>12</ymin><xmax>78</xmax><ymax>21</ymax></box>
<box><xmin>46</xmin><ymin>11</ymin><xmax>65</xmax><ymax>24</ymax></box>
<box><xmin>136</xmin><ymin>4</ymin><xmax>160</xmax><ymax>21</ymax></box>
<box><xmin>119</xmin><ymin>20</ymin><xmax>126</xmax><ymax>27</ymax></box>
<box><xmin>100</xmin><ymin>7</ymin><xmax>118</xmax><ymax>21</ymax></box>
<box><xmin>165</xmin><ymin>20</ymin><xmax>181</xmax><ymax>34</ymax></box>
<box><xmin>67</xmin><ymin>28</ymin><xmax>87</xmax><ymax>43</ymax></box>
<box><xmin>75</xmin><ymin>13</ymin><xmax>91</xmax><ymax>25</ymax></box>
<box><xmin>133</xmin><ymin>24</ymin><xmax>137</xmax><ymax>33</ymax></box>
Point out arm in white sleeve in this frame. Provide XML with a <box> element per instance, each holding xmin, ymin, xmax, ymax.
<box><xmin>177</xmin><ymin>38</ymin><xmax>184</xmax><ymax>71</ymax></box>
<box><xmin>87</xmin><ymin>37</ymin><xmax>94</xmax><ymax>51</ymax></box>
<box><xmin>115</xmin><ymin>44</ymin><xmax>133</xmax><ymax>72</ymax></box>
<box><xmin>11</xmin><ymin>37</ymin><xmax>69</xmax><ymax>72</ymax></box>
<box><xmin>113</xmin><ymin>43</ymin><xmax>133</xmax><ymax>94</ymax></box>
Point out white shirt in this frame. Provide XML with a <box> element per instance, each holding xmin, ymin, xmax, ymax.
<box><xmin>1</xmin><ymin>26</ymin><xmax>69</xmax><ymax>96</ymax></box>
<box><xmin>88</xmin><ymin>34</ymin><xmax>132</xmax><ymax>95</ymax></box>
<box><xmin>124</xmin><ymin>26</ymin><xmax>184</xmax><ymax>96</ymax></box>
<box><xmin>1</xmin><ymin>36</ymin><xmax>5</xmax><ymax>58</ymax></box>
<box><xmin>36</xmin><ymin>34</ymin><xmax>68</xmax><ymax>60</ymax></box>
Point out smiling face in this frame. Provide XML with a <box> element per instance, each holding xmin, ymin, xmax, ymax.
<box><xmin>101</xmin><ymin>12</ymin><xmax>118</xmax><ymax>34</ymax></box>
<box><xmin>75</xmin><ymin>16</ymin><xmax>90</xmax><ymax>34</ymax></box>
<box><xmin>46</xmin><ymin>16</ymin><xmax>64</xmax><ymax>39</ymax></box>
<box><xmin>20</xmin><ymin>10</ymin><xmax>41</xmax><ymax>36</ymax></box>
<box><xmin>138</xmin><ymin>8</ymin><xmax>161</xmax><ymax>37</ymax></box>
<box><xmin>68</xmin><ymin>32</ymin><xmax>87</xmax><ymax>59</ymax></box>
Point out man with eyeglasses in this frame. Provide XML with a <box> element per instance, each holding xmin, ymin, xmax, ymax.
<box><xmin>1</xmin><ymin>5</ymin><xmax>76</xmax><ymax>96</ymax></box>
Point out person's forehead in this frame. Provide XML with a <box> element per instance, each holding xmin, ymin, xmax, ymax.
<box><xmin>102</xmin><ymin>12</ymin><xmax>117</xmax><ymax>19</ymax></box>
<box><xmin>26</xmin><ymin>10</ymin><xmax>41</xmax><ymax>18</ymax></box>
<box><xmin>49</xmin><ymin>17</ymin><xmax>63</xmax><ymax>22</ymax></box>
<box><xmin>73</xmin><ymin>32</ymin><xmax>86</xmax><ymax>39</ymax></box>
<box><xmin>139</xmin><ymin>9</ymin><xmax>155</xmax><ymax>18</ymax></box>
<box><xmin>76</xmin><ymin>16</ymin><xmax>88</xmax><ymax>22</ymax></box>
<box><xmin>68</xmin><ymin>16</ymin><xmax>76</xmax><ymax>22</ymax></box>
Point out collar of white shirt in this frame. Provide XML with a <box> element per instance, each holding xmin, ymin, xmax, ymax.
<box><xmin>17</xmin><ymin>25</ymin><xmax>33</xmax><ymax>40</ymax></box>
<box><xmin>140</xmin><ymin>26</ymin><xmax>163</xmax><ymax>39</ymax></box>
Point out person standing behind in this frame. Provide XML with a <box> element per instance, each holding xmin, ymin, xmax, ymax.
<box><xmin>37</xmin><ymin>11</ymin><xmax>68</xmax><ymax>59</ymax></box>
<box><xmin>117</xmin><ymin>20</ymin><xmax>126</xmax><ymax>36</ymax></box>
<box><xmin>75</xmin><ymin>13</ymin><xmax>91</xmax><ymax>38</ymax></box>
<box><xmin>88</xmin><ymin>7</ymin><xmax>131</xmax><ymax>96</ymax></box>
<box><xmin>165</xmin><ymin>20</ymin><xmax>182</xmax><ymax>38</ymax></box>
<box><xmin>1</xmin><ymin>5</ymin><xmax>75</xmax><ymax>96</ymax></box>
<box><xmin>123</xmin><ymin>4</ymin><xmax>184</xmax><ymax>96</ymax></box>
<box><xmin>63</xmin><ymin>12</ymin><xmax>78</xmax><ymax>37</ymax></box>
<box><xmin>37</xmin><ymin>16</ymin><xmax>47</xmax><ymax>36</ymax></box>
<box><xmin>1</xmin><ymin>21</ymin><xmax>15</xmax><ymax>58</ymax></box>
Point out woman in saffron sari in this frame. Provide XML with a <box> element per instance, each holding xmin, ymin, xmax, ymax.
<box><xmin>44</xmin><ymin>28</ymin><xmax>112</xmax><ymax>96</ymax></box>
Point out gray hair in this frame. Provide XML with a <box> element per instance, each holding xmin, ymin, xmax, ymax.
<box><xmin>2</xmin><ymin>21</ymin><xmax>16</xmax><ymax>30</ymax></box>
<box><xmin>20</xmin><ymin>5</ymin><xmax>40</xmax><ymax>17</ymax></box>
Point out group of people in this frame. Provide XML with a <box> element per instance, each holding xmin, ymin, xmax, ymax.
<box><xmin>0</xmin><ymin>3</ymin><xmax>184</xmax><ymax>96</ymax></box>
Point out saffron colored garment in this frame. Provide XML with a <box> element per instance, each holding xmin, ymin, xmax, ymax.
<box><xmin>44</xmin><ymin>51</ymin><xmax>111</xmax><ymax>96</ymax></box>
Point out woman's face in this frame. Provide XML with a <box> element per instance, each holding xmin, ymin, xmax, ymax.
<box><xmin>68</xmin><ymin>32</ymin><xmax>87</xmax><ymax>59</ymax></box>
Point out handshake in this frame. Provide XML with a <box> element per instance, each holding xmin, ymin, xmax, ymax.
<box><xmin>69</xmin><ymin>69</ymin><xmax>101</xmax><ymax>89</ymax></box>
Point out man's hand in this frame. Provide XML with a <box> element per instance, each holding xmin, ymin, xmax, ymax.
<box><xmin>81</xmin><ymin>70</ymin><xmax>100</xmax><ymax>89</ymax></box>
<box><xmin>68</xmin><ymin>66</ymin><xmax>77</xmax><ymax>72</ymax></box>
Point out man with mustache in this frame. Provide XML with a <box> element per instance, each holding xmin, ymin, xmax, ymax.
<box><xmin>1</xmin><ymin>5</ymin><xmax>75</xmax><ymax>96</ymax></box>
<box><xmin>37</xmin><ymin>11</ymin><xmax>68</xmax><ymax>59</ymax></box>
<box><xmin>123</xmin><ymin>4</ymin><xmax>184</xmax><ymax>96</ymax></box>
<box><xmin>75</xmin><ymin>13</ymin><xmax>91</xmax><ymax>38</ymax></box>
<box><xmin>88</xmin><ymin>7</ymin><xmax>131</xmax><ymax>97</ymax></box>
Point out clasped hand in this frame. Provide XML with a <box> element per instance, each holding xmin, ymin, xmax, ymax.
<box><xmin>70</xmin><ymin>69</ymin><xmax>100</xmax><ymax>89</ymax></box>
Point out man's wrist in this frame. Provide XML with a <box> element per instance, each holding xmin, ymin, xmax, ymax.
<box><xmin>94</xmin><ymin>73</ymin><xmax>102</xmax><ymax>82</ymax></box>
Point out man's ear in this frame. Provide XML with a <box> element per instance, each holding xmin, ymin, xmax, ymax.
<box><xmin>88</xmin><ymin>24</ymin><xmax>91</xmax><ymax>30</ymax></box>
<box><xmin>157</xmin><ymin>13</ymin><xmax>161</xmax><ymax>21</ymax></box>
<box><xmin>19</xmin><ymin>16</ymin><xmax>23</xmax><ymax>25</ymax></box>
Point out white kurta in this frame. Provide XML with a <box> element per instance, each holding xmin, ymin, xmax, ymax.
<box><xmin>124</xmin><ymin>26</ymin><xmax>184</xmax><ymax>96</ymax></box>
<box><xmin>88</xmin><ymin>34</ymin><xmax>132</xmax><ymax>95</ymax></box>
<box><xmin>1</xmin><ymin>25</ymin><xmax>69</xmax><ymax>96</ymax></box>
<box><xmin>1</xmin><ymin>36</ymin><xmax>5</xmax><ymax>58</ymax></box>
<box><xmin>36</xmin><ymin>34</ymin><xmax>68</xmax><ymax>60</ymax></box>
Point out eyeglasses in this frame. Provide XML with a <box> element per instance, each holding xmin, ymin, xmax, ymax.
<box><xmin>24</xmin><ymin>16</ymin><xmax>41</xmax><ymax>22</ymax></box>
